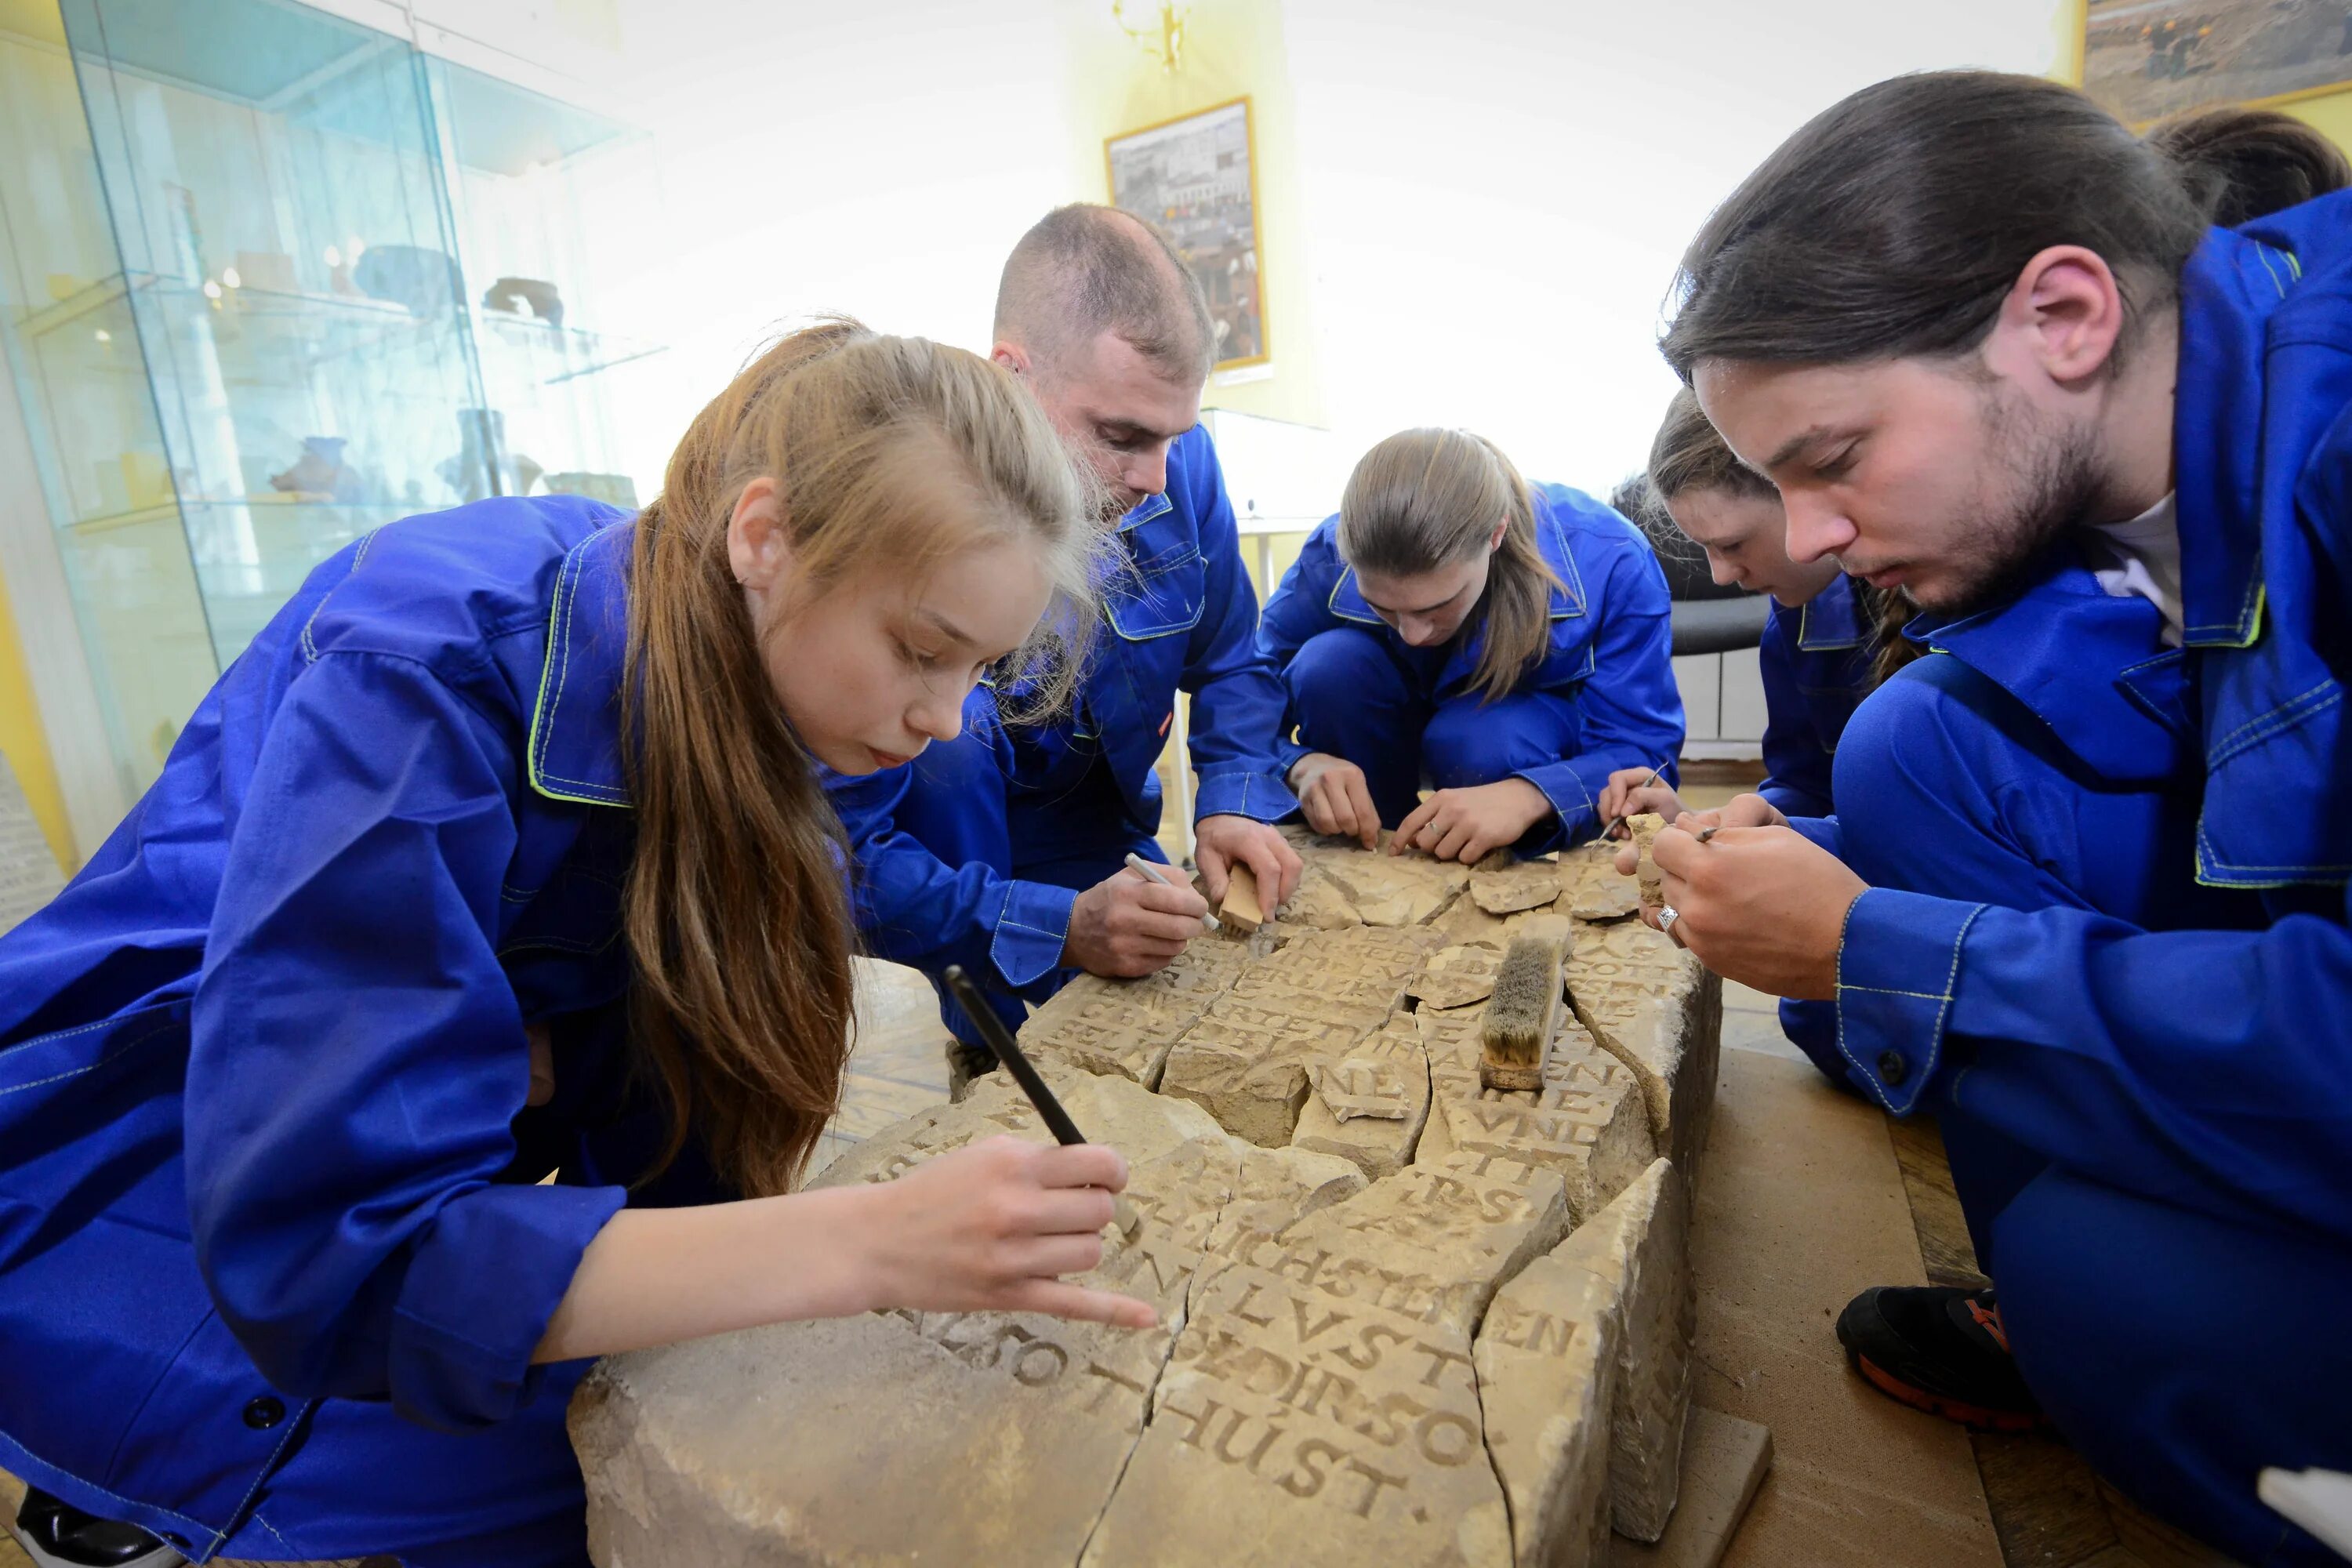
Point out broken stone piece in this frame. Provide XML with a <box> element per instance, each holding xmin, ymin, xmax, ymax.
<box><xmin>1555</xmin><ymin>1156</ymin><xmax>1695</xmax><ymax>1542</ymax></box>
<box><xmin>1469</xmin><ymin>851</ymin><xmax>1563</xmax><ymax>914</ymax></box>
<box><xmin>1161</xmin><ymin>1038</ymin><xmax>1313</xmax><ymax>1149</ymax></box>
<box><xmin>1417</xmin><ymin>1022</ymin><xmax>1655</xmax><ymax>1225</ymax></box>
<box><xmin>1405</xmin><ymin>942</ymin><xmax>1503</xmax><ymax>1011</ymax></box>
<box><xmin>1472</xmin><ymin>1244</ymin><xmax>1623</xmax><ymax>1568</ymax></box>
<box><xmin>1568</xmin><ymin>919</ymin><xmax>1723</xmax><ymax>1176</ymax></box>
<box><xmin>1290</xmin><ymin>1017</ymin><xmax>1431</xmax><ymax>1181</ymax></box>
<box><xmin>1221</xmin><ymin>862</ymin><xmax>1266</xmax><ymax>933</ymax></box>
<box><xmin>1305</xmin><ymin>1055</ymin><xmax>1409</xmax><ymax>1122</ymax></box>
<box><xmin>1560</xmin><ymin>837</ymin><xmax>1642</xmax><ymax>921</ymax></box>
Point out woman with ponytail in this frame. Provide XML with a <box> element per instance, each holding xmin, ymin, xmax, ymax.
<box><xmin>0</xmin><ymin>319</ymin><xmax>1136</xmax><ymax>1567</ymax></box>
<box><xmin>1639</xmin><ymin>71</ymin><xmax>2352</xmax><ymax>1562</ymax></box>
<box><xmin>1255</xmin><ymin>428</ymin><xmax>1682</xmax><ymax>863</ymax></box>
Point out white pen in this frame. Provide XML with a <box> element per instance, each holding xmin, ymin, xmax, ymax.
<box><xmin>1123</xmin><ymin>851</ymin><xmax>1221</xmax><ymax>933</ymax></box>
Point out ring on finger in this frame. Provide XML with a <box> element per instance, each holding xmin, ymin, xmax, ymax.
<box><xmin>1658</xmin><ymin>904</ymin><xmax>1680</xmax><ymax>933</ymax></box>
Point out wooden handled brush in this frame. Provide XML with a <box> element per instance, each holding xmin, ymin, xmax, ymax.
<box><xmin>1479</xmin><ymin>930</ymin><xmax>1566</xmax><ymax>1091</ymax></box>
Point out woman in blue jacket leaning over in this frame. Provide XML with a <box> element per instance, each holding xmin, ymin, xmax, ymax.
<box><xmin>0</xmin><ymin>320</ymin><xmax>1146</xmax><ymax>1568</ymax></box>
<box><xmin>1257</xmin><ymin>427</ymin><xmax>1682</xmax><ymax>863</ymax></box>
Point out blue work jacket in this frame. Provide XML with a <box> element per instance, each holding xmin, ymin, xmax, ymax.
<box><xmin>829</xmin><ymin>423</ymin><xmax>1300</xmax><ymax>992</ymax></box>
<box><xmin>0</xmin><ymin>498</ymin><xmax>703</xmax><ymax>1555</ymax></box>
<box><xmin>1757</xmin><ymin>575</ymin><xmax>1875</xmax><ymax>818</ymax></box>
<box><xmin>1255</xmin><ymin>483</ymin><xmax>1682</xmax><ymax>849</ymax></box>
<box><xmin>1826</xmin><ymin>194</ymin><xmax>2352</xmax><ymax>1247</ymax></box>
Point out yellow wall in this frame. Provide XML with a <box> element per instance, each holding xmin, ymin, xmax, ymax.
<box><xmin>1062</xmin><ymin>0</ymin><xmax>1322</xmax><ymax>428</ymax></box>
<box><xmin>0</xmin><ymin>562</ymin><xmax>71</xmax><ymax>871</ymax></box>
<box><xmin>2283</xmin><ymin>85</ymin><xmax>2352</xmax><ymax>156</ymax></box>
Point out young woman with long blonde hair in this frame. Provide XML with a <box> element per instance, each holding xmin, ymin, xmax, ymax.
<box><xmin>0</xmin><ymin>320</ymin><xmax>1137</xmax><ymax>1568</ymax></box>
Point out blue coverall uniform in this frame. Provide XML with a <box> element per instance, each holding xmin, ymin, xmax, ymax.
<box><xmin>0</xmin><ymin>499</ymin><xmax>708</xmax><ymax>1566</ymax></box>
<box><xmin>1809</xmin><ymin>198</ymin><xmax>2352</xmax><ymax>1563</ymax></box>
<box><xmin>1254</xmin><ymin>484</ymin><xmax>1684</xmax><ymax>855</ymax></box>
<box><xmin>827</xmin><ymin>424</ymin><xmax>1301</xmax><ymax>1039</ymax></box>
<box><xmin>1756</xmin><ymin>575</ymin><xmax>1877</xmax><ymax>1075</ymax></box>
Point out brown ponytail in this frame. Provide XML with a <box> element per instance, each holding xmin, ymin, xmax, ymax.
<box><xmin>623</xmin><ymin>318</ymin><xmax>1098</xmax><ymax>1196</ymax></box>
<box><xmin>1337</xmin><ymin>428</ymin><xmax>1563</xmax><ymax>704</ymax></box>
<box><xmin>2144</xmin><ymin>105</ymin><xmax>2351</xmax><ymax>228</ymax></box>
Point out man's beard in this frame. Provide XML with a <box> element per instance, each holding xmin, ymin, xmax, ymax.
<box><xmin>1908</xmin><ymin>387</ymin><xmax>2103</xmax><ymax>616</ymax></box>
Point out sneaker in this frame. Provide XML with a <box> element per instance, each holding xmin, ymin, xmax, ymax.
<box><xmin>1835</xmin><ymin>1285</ymin><xmax>2046</xmax><ymax>1432</ymax></box>
<box><xmin>9</xmin><ymin>1488</ymin><xmax>183</xmax><ymax>1568</ymax></box>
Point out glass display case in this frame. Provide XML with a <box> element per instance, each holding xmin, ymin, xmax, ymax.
<box><xmin>0</xmin><ymin>0</ymin><xmax>659</xmax><ymax>800</ymax></box>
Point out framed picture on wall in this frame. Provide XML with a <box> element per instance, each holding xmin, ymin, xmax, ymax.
<box><xmin>2084</xmin><ymin>0</ymin><xmax>2352</xmax><ymax>124</ymax></box>
<box><xmin>1105</xmin><ymin>96</ymin><xmax>1267</xmax><ymax>370</ymax></box>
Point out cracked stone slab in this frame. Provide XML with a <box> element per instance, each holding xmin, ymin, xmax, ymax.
<box><xmin>1473</xmin><ymin>1244</ymin><xmax>1623</xmax><ymax>1568</ymax></box>
<box><xmin>1081</xmin><ymin>1261</ymin><xmax>1512</xmax><ymax>1568</ymax></box>
<box><xmin>1407</xmin><ymin>942</ymin><xmax>1504</xmax><ymax>1010</ymax></box>
<box><xmin>1558</xmin><ymin>1158</ymin><xmax>1695</xmax><ymax>1543</ymax></box>
<box><xmin>1469</xmin><ymin>853</ymin><xmax>1563</xmax><ymax>915</ymax></box>
<box><xmin>1417</xmin><ymin>1018</ymin><xmax>1656</xmax><ymax>1225</ymax></box>
<box><xmin>572</xmin><ymin>1089</ymin><xmax>1243</xmax><ymax>1568</ymax></box>
<box><xmin>1292</xmin><ymin>1016</ymin><xmax>1432</xmax><ymax>1180</ymax></box>
<box><xmin>1559</xmin><ymin>839</ymin><xmax>1643</xmax><ymax>921</ymax></box>
<box><xmin>1566</xmin><ymin>921</ymin><xmax>1722</xmax><ymax>1177</ymax></box>
<box><xmin>1022</xmin><ymin>944</ymin><xmax>1250</xmax><ymax>1087</ymax></box>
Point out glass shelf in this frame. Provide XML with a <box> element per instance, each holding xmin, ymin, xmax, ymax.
<box><xmin>0</xmin><ymin>0</ymin><xmax>663</xmax><ymax>803</ymax></box>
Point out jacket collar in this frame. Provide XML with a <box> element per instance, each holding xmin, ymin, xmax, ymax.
<box><xmin>527</xmin><ymin>521</ymin><xmax>633</xmax><ymax>808</ymax></box>
<box><xmin>2172</xmin><ymin>205</ymin><xmax>2352</xmax><ymax>648</ymax></box>
<box><xmin>1118</xmin><ymin>488</ymin><xmax>1174</xmax><ymax>534</ymax></box>
<box><xmin>1796</xmin><ymin>575</ymin><xmax>1865</xmax><ymax>652</ymax></box>
<box><xmin>1909</xmin><ymin>550</ymin><xmax>2194</xmax><ymax>786</ymax></box>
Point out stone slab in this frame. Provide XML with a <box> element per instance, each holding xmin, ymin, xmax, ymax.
<box><xmin>1419</xmin><ymin>1025</ymin><xmax>1656</xmax><ymax>1226</ymax></box>
<box><xmin>1470</xmin><ymin>852</ymin><xmax>1564</xmax><ymax>915</ymax></box>
<box><xmin>1555</xmin><ymin>1158</ymin><xmax>1695</xmax><ymax>1541</ymax></box>
<box><xmin>1560</xmin><ymin>839</ymin><xmax>1643</xmax><ymax>921</ymax></box>
<box><xmin>1291</xmin><ymin>1016</ymin><xmax>1432</xmax><ymax>1180</ymax></box>
<box><xmin>1474</xmin><ymin>1247</ymin><xmax>1623</xmax><ymax>1568</ymax></box>
<box><xmin>1568</xmin><ymin>920</ymin><xmax>1722</xmax><ymax>1178</ymax></box>
<box><xmin>1407</xmin><ymin>942</ymin><xmax>1504</xmax><ymax>1010</ymax></box>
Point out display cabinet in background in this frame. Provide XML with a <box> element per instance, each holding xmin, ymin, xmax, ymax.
<box><xmin>0</xmin><ymin>0</ymin><xmax>659</xmax><ymax>807</ymax></box>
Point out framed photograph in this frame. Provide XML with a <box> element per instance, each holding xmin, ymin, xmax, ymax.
<box><xmin>1105</xmin><ymin>96</ymin><xmax>1267</xmax><ymax>370</ymax></box>
<box><xmin>2084</xmin><ymin>0</ymin><xmax>2352</xmax><ymax>125</ymax></box>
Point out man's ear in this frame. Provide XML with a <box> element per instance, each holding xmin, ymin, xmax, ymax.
<box><xmin>728</xmin><ymin>477</ymin><xmax>794</xmax><ymax>598</ymax></box>
<box><xmin>1992</xmin><ymin>244</ymin><xmax>2128</xmax><ymax>387</ymax></box>
<box><xmin>992</xmin><ymin>340</ymin><xmax>1032</xmax><ymax>378</ymax></box>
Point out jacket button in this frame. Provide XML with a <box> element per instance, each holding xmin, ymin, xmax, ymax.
<box><xmin>242</xmin><ymin>1396</ymin><xmax>285</xmax><ymax>1429</ymax></box>
<box><xmin>1876</xmin><ymin>1050</ymin><xmax>1908</xmax><ymax>1087</ymax></box>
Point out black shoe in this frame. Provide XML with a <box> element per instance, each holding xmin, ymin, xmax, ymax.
<box><xmin>1835</xmin><ymin>1285</ymin><xmax>2046</xmax><ymax>1432</ymax></box>
<box><xmin>9</xmin><ymin>1488</ymin><xmax>182</xmax><ymax>1567</ymax></box>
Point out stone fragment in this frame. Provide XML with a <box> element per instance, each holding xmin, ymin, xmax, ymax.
<box><xmin>575</xmin><ymin>1080</ymin><xmax>1240</xmax><ymax>1568</ymax></box>
<box><xmin>1082</xmin><ymin>1261</ymin><xmax>1512</xmax><ymax>1568</ymax></box>
<box><xmin>1221</xmin><ymin>862</ymin><xmax>1266</xmax><ymax>934</ymax></box>
<box><xmin>1020</xmin><ymin>944</ymin><xmax>1248</xmax><ymax>1087</ymax></box>
<box><xmin>1628</xmin><ymin>812</ymin><xmax>1668</xmax><ymax>906</ymax></box>
<box><xmin>1406</xmin><ymin>942</ymin><xmax>1503</xmax><ymax>1010</ymax></box>
<box><xmin>1305</xmin><ymin>1056</ymin><xmax>1410</xmax><ymax>1122</ymax></box>
<box><xmin>1568</xmin><ymin>920</ymin><xmax>1722</xmax><ymax>1174</ymax></box>
<box><xmin>1418</xmin><ymin>1020</ymin><xmax>1655</xmax><ymax>1225</ymax></box>
<box><xmin>1560</xmin><ymin>838</ymin><xmax>1642</xmax><ymax>921</ymax></box>
<box><xmin>1473</xmin><ymin>1246</ymin><xmax>1623</xmax><ymax>1568</ymax></box>
<box><xmin>1555</xmin><ymin>1157</ymin><xmax>1695</xmax><ymax>1542</ymax></box>
<box><xmin>1162</xmin><ymin>1038</ymin><xmax>1312</xmax><ymax>1149</ymax></box>
<box><xmin>1269</xmin><ymin>1155</ymin><xmax>1572</xmax><ymax>1338</ymax></box>
<box><xmin>1470</xmin><ymin>851</ymin><xmax>1563</xmax><ymax>914</ymax></box>
<box><xmin>1291</xmin><ymin>1017</ymin><xmax>1432</xmax><ymax>1181</ymax></box>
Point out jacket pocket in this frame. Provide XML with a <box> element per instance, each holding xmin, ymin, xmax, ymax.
<box><xmin>1105</xmin><ymin>545</ymin><xmax>1205</xmax><ymax>641</ymax></box>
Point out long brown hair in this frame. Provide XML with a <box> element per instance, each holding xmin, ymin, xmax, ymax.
<box><xmin>623</xmin><ymin>318</ymin><xmax>1098</xmax><ymax>1196</ymax></box>
<box><xmin>1646</xmin><ymin>387</ymin><xmax>1919</xmax><ymax>688</ymax></box>
<box><xmin>1337</xmin><ymin>428</ymin><xmax>1563</xmax><ymax>703</ymax></box>
<box><xmin>2144</xmin><ymin>104</ymin><xmax>2350</xmax><ymax>227</ymax></box>
<box><xmin>1662</xmin><ymin>70</ymin><xmax>2345</xmax><ymax>379</ymax></box>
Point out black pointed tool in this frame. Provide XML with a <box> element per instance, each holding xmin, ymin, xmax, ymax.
<box><xmin>942</xmin><ymin>964</ymin><xmax>1139</xmax><ymax>1233</ymax></box>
